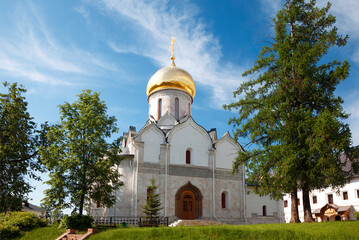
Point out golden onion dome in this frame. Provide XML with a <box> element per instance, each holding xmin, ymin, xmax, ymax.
<box><xmin>146</xmin><ymin>59</ymin><xmax>196</xmax><ymax>99</ymax></box>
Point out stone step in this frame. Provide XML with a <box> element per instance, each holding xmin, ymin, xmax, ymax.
<box><xmin>64</xmin><ymin>234</ymin><xmax>84</xmax><ymax>240</ymax></box>
<box><xmin>56</xmin><ymin>228</ymin><xmax>98</xmax><ymax>240</ymax></box>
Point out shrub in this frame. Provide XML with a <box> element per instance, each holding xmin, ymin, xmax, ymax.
<box><xmin>0</xmin><ymin>223</ymin><xmax>20</xmax><ymax>239</ymax></box>
<box><xmin>59</xmin><ymin>214</ymin><xmax>94</xmax><ymax>230</ymax></box>
<box><xmin>0</xmin><ymin>211</ymin><xmax>46</xmax><ymax>238</ymax></box>
<box><xmin>0</xmin><ymin>211</ymin><xmax>45</xmax><ymax>231</ymax></box>
<box><xmin>354</xmin><ymin>211</ymin><xmax>359</xmax><ymax>220</ymax></box>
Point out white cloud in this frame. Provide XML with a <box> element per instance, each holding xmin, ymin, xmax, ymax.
<box><xmin>0</xmin><ymin>1</ymin><xmax>117</xmax><ymax>86</ymax></box>
<box><xmin>108</xmin><ymin>41</ymin><xmax>140</xmax><ymax>55</ymax></box>
<box><xmin>344</xmin><ymin>98</ymin><xmax>359</xmax><ymax>146</ymax></box>
<box><xmin>259</xmin><ymin>0</ymin><xmax>282</xmax><ymax>17</ymax></box>
<box><xmin>74</xmin><ymin>5</ymin><xmax>91</xmax><ymax>24</ymax></box>
<box><xmin>93</xmin><ymin>0</ymin><xmax>246</xmax><ymax>107</ymax></box>
<box><xmin>317</xmin><ymin>0</ymin><xmax>359</xmax><ymax>37</ymax></box>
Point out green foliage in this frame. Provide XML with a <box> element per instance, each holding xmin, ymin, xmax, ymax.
<box><xmin>354</xmin><ymin>211</ymin><xmax>359</xmax><ymax>220</ymax></box>
<box><xmin>40</xmin><ymin>89</ymin><xmax>123</xmax><ymax>215</ymax></box>
<box><xmin>0</xmin><ymin>211</ymin><xmax>47</xmax><ymax>239</ymax></box>
<box><xmin>89</xmin><ymin>221</ymin><xmax>359</xmax><ymax>240</ymax></box>
<box><xmin>224</xmin><ymin>0</ymin><xmax>358</xmax><ymax>222</ymax></box>
<box><xmin>142</xmin><ymin>178</ymin><xmax>163</xmax><ymax>225</ymax></box>
<box><xmin>0</xmin><ymin>82</ymin><xmax>45</xmax><ymax>212</ymax></box>
<box><xmin>43</xmin><ymin>208</ymin><xmax>63</xmax><ymax>225</ymax></box>
<box><xmin>59</xmin><ymin>214</ymin><xmax>93</xmax><ymax>230</ymax></box>
<box><xmin>0</xmin><ymin>223</ymin><xmax>21</xmax><ymax>239</ymax></box>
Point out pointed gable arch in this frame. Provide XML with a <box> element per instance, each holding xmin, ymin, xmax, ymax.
<box><xmin>215</xmin><ymin>132</ymin><xmax>243</xmax><ymax>169</ymax></box>
<box><xmin>135</xmin><ymin>122</ymin><xmax>165</xmax><ymax>163</ymax></box>
<box><xmin>157</xmin><ymin>111</ymin><xmax>177</xmax><ymax>127</ymax></box>
<box><xmin>214</xmin><ymin>132</ymin><xmax>243</xmax><ymax>150</ymax></box>
<box><xmin>167</xmin><ymin>117</ymin><xmax>213</xmax><ymax>166</ymax></box>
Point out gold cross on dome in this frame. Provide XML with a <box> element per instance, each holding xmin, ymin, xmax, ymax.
<box><xmin>169</xmin><ymin>35</ymin><xmax>176</xmax><ymax>59</ymax></box>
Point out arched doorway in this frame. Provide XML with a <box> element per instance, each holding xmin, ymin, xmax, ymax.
<box><xmin>175</xmin><ymin>182</ymin><xmax>203</xmax><ymax>219</ymax></box>
<box><xmin>180</xmin><ymin>191</ymin><xmax>195</xmax><ymax>219</ymax></box>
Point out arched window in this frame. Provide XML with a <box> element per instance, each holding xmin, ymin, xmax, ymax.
<box><xmin>188</xmin><ymin>103</ymin><xmax>191</xmax><ymax>115</ymax></box>
<box><xmin>158</xmin><ymin>98</ymin><xmax>162</xmax><ymax>119</ymax></box>
<box><xmin>186</xmin><ymin>149</ymin><xmax>191</xmax><ymax>164</ymax></box>
<box><xmin>221</xmin><ymin>192</ymin><xmax>226</xmax><ymax>209</ymax></box>
<box><xmin>175</xmin><ymin>98</ymin><xmax>179</xmax><ymax>120</ymax></box>
<box><xmin>96</xmin><ymin>200</ymin><xmax>100</xmax><ymax>208</ymax></box>
<box><xmin>262</xmin><ymin>205</ymin><xmax>267</xmax><ymax>216</ymax></box>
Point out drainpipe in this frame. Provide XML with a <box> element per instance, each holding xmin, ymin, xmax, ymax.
<box><xmin>131</xmin><ymin>156</ymin><xmax>135</xmax><ymax>217</ymax></box>
<box><xmin>134</xmin><ymin>150</ymin><xmax>139</xmax><ymax>218</ymax></box>
<box><xmin>243</xmin><ymin>165</ymin><xmax>247</xmax><ymax>224</ymax></box>
<box><xmin>279</xmin><ymin>199</ymin><xmax>282</xmax><ymax>223</ymax></box>
<box><xmin>212</xmin><ymin>149</ymin><xmax>219</xmax><ymax>221</ymax></box>
<box><xmin>164</xmin><ymin>143</ymin><xmax>169</xmax><ymax>217</ymax></box>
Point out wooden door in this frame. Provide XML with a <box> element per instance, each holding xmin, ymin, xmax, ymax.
<box><xmin>180</xmin><ymin>190</ymin><xmax>195</xmax><ymax>219</ymax></box>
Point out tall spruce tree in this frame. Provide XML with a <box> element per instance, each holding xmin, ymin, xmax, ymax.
<box><xmin>40</xmin><ymin>89</ymin><xmax>123</xmax><ymax>215</ymax></box>
<box><xmin>142</xmin><ymin>178</ymin><xmax>163</xmax><ymax>225</ymax></box>
<box><xmin>224</xmin><ymin>0</ymin><xmax>358</xmax><ymax>223</ymax></box>
<box><xmin>0</xmin><ymin>82</ymin><xmax>44</xmax><ymax>212</ymax></box>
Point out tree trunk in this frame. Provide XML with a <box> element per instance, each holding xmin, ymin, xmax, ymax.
<box><xmin>289</xmin><ymin>188</ymin><xmax>301</xmax><ymax>223</ymax></box>
<box><xmin>78</xmin><ymin>193</ymin><xmax>85</xmax><ymax>216</ymax></box>
<box><xmin>302</xmin><ymin>183</ymin><xmax>315</xmax><ymax>222</ymax></box>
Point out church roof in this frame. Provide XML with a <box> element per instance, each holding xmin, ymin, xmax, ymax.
<box><xmin>312</xmin><ymin>204</ymin><xmax>353</xmax><ymax>214</ymax></box>
<box><xmin>22</xmin><ymin>202</ymin><xmax>46</xmax><ymax>212</ymax></box>
<box><xmin>146</xmin><ymin>62</ymin><xmax>196</xmax><ymax>100</ymax></box>
<box><xmin>146</xmin><ymin>37</ymin><xmax>196</xmax><ymax>100</ymax></box>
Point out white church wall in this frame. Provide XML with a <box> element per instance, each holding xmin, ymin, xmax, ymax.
<box><xmin>88</xmin><ymin>158</ymin><xmax>134</xmax><ymax>217</ymax></box>
<box><xmin>168</xmin><ymin>120</ymin><xmax>212</xmax><ymax>167</ymax></box>
<box><xmin>215</xmin><ymin>178</ymin><xmax>243</xmax><ymax>220</ymax></box>
<box><xmin>215</xmin><ymin>136</ymin><xmax>240</xmax><ymax>170</ymax></box>
<box><xmin>113</xmin><ymin>159</ymin><xmax>134</xmax><ymax>216</ymax></box>
<box><xmin>245</xmin><ymin>186</ymin><xmax>282</xmax><ymax>224</ymax></box>
<box><xmin>135</xmin><ymin>171</ymin><xmax>166</xmax><ymax>217</ymax></box>
<box><xmin>141</xmin><ymin>127</ymin><xmax>164</xmax><ymax>163</ymax></box>
<box><xmin>148</xmin><ymin>90</ymin><xmax>192</xmax><ymax>121</ymax></box>
<box><xmin>128</xmin><ymin>141</ymin><xmax>136</xmax><ymax>155</ymax></box>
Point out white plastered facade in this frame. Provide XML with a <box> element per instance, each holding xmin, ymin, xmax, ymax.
<box><xmin>282</xmin><ymin>177</ymin><xmax>359</xmax><ymax>223</ymax></box>
<box><xmin>87</xmin><ymin>63</ymin><xmax>283</xmax><ymax>225</ymax></box>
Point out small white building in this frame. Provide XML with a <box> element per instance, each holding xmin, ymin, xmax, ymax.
<box><xmin>22</xmin><ymin>202</ymin><xmax>47</xmax><ymax>218</ymax></box>
<box><xmin>283</xmin><ymin>176</ymin><xmax>359</xmax><ymax>222</ymax></box>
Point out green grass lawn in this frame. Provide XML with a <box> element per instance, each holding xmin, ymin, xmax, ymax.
<box><xmin>9</xmin><ymin>221</ymin><xmax>359</xmax><ymax>240</ymax></box>
<box><xmin>12</xmin><ymin>226</ymin><xmax>65</xmax><ymax>240</ymax></box>
<box><xmin>88</xmin><ymin>221</ymin><xmax>359</xmax><ymax>240</ymax></box>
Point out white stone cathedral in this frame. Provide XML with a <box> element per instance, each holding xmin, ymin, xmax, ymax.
<box><xmin>88</xmin><ymin>42</ymin><xmax>284</xmax><ymax>224</ymax></box>
<box><xmin>88</xmin><ymin>48</ymin><xmax>249</xmax><ymax>223</ymax></box>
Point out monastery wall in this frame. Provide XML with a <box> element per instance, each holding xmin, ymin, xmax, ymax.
<box><xmin>245</xmin><ymin>186</ymin><xmax>282</xmax><ymax>224</ymax></box>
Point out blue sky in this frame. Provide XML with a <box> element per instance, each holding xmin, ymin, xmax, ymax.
<box><xmin>1</xmin><ymin>0</ymin><xmax>359</xmax><ymax>212</ymax></box>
